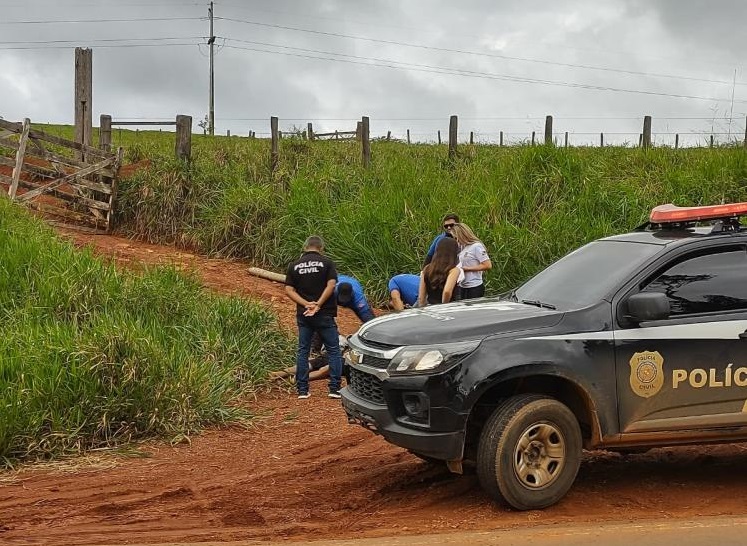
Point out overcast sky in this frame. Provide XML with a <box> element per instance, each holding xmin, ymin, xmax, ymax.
<box><xmin>1</xmin><ymin>0</ymin><xmax>746</xmax><ymax>145</ymax></box>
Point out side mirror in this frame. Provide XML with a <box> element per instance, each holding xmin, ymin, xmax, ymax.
<box><xmin>626</xmin><ymin>292</ymin><xmax>670</xmax><ymax>323</ymax></box>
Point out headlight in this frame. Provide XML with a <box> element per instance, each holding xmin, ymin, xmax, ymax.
<box><xmin>388</xmin><ymin>340</ymin><xmax>481</xmax><ymax>375</ymax></box>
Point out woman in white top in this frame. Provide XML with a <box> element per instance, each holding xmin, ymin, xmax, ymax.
<box><xmin>451</xmin><ymin>222</ymin><xmax>492</xmax><ymax>299</ymax></box>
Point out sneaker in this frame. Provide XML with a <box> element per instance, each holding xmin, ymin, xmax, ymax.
<box><xmin>328</xmin><ymin>391</ymin><xmax>341</xmax><ymax>399</ymax></box>
<box><xmin>297</xmin><ymin>393</ymin><xmax>311</xmax><ymax>399</ymax></box>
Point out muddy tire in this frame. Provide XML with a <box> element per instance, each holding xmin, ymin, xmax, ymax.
<box><xmin>476</xmin><ymin>394</ymin><xmax>582</xmax><ymax>510</ymax></box>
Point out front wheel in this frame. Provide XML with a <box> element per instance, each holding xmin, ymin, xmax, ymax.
<box><xmin>476</xmin><ymin>394</ymin><xmax>582</xmax><ymax>510</ymax></box>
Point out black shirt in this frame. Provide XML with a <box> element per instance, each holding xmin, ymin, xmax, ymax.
<box><xmin>285</xmin><ymin>251</ymin><xmax>338</xmax><ymax>317</ymax></box>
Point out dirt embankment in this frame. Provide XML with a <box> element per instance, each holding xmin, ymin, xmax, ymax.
<box><xmin>1</xmin><ymin>229</ymin><xmax>747</xmax><ymax>545</ymax></box>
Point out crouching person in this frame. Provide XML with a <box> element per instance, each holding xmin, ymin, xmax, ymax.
<box><xmin>284</xmin><ymin>235</ymin><xmax>343</xmax><ymax>399</ymax></box>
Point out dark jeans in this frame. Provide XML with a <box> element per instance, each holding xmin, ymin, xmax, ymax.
<box><xmin>296</xmin><ymin>314</ymin><xmax>343</xmax><ymax>394</ymax></box>
<box><xmin>460</xmin><ymin>284</ymin><xmax>485</xmax><ymax>300</ymax></box>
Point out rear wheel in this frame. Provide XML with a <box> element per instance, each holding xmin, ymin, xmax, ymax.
<box><xmin>476</xmin><ymin>394</ymin><xmax>582</xmax><ymax>510</ymax></box>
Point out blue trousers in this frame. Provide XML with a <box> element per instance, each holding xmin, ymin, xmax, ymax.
<box><xmin>296</xmin><ymin>314</ymin><xmax>343</xmax><ymax>394</ymax></box>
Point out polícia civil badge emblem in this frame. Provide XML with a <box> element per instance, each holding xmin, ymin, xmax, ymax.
<box><xmin>629</xmin><ymin>351</ymin><xmax>664</xmax><ymax>398</ymax></box>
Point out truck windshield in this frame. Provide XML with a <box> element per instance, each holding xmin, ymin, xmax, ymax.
<box><xmin>513</xmin><ymin>240</ymin><xmax>662</xmax><ymax>311</ymax></box>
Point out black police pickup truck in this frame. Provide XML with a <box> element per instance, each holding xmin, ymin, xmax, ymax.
<box><xmin>341</xmin><ymin>202</ymin><xmax>747</xmax><ymax>510</ymax></box>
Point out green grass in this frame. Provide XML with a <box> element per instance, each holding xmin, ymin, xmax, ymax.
<box><xmin>0</xmin><ymin>198</ymin><xmax>294</xmax><ymax>465</ymax></box>
<box><xmin>20</xmin><ymin>124</ymin><xmax>747</xmax><ymax>302</ymax></box>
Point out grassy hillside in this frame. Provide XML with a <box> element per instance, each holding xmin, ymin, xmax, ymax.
<box><xmin>27</xmin><ymin>124</ymin><xmax>747</xmax><ymax>302</ymax></box>
<box><xmin>0</xmin><ymin>198</ymin><xmax>293</xmax><ymax>464</ymax></box>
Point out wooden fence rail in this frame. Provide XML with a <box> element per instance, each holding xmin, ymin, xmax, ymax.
<box><xmin>0</xmin><ymin>117</ymin><xmax>122</xmax><ymax>232</ymax></box>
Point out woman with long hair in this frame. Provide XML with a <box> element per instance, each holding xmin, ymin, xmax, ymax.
<box><xmin>418</xmin><ymin>236</ymin><xmax>461</xmax><ymax>306</ymax></box>
<box><xmin>451</xmin><ymin>222</ymin><xmax>492</xmax><ymax>299</ymax></box>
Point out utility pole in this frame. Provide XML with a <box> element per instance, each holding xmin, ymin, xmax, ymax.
<box><xmin>208</xmin><ymin>1</ymin><xmax>215</xmax><ymax>136</ymax></box>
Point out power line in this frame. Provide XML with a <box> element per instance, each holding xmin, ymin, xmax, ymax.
<box><xmin>216</xmin><ymin>16</ymin><xmax>747</xmax><ymax>88</ymax></box>
<box><xmin>0</xmin><ymin>43</ymin><xmax>201</xmax><ymax>50</ymax></box>
<box><xmin>0</xmin><ymin>36</ymin><xmax>205</xmax><ymax>45</ymax></box>
<box><xmin>216</xmin><ymin>1</ymin><xmax>742</xmax><ymax>71</ymax></box>
<box><xmin>4</xmin><ymin>1</ymin><xmax>202</xmax><ymax>6</ymax></box>
<box><xmin>220</xmin><ymin>42</ymin><xmax>747</xmax><ymax>104</ymax></box>
<box><xmin>0</xmin><ymin>16</ymin><xmax>204</xmax><ymax>25</ymax></box>
<box><xmin>215</xmin><ymin>1</ymin><xmax>457</xmax><ymax>39</ymax></box>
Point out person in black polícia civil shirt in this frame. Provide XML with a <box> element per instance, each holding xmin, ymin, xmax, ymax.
<box><xmin>284</xmin><ymin>235</ymin><xmax>343</xmax><ymax>399</ymax></box>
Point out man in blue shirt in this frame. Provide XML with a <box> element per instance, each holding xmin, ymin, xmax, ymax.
<box><xmin>388</xmin><ymin>273</ymin><xmax>420</xmax><ymax>311</ymax></box>
<box><xmin>336</xmin><ymin>274</ymin><xmax>375</xmax><ymax>323</ymax></box>
<box><xmin>424</xmin><ymin>213</ymin><xmax>460</xmax><ymax>266</ymax></box>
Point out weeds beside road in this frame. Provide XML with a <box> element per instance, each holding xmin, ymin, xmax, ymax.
<box><xmin>115</xmin><ymin>132</ymin><xmax>747</xmax><ymax>302</ymax></box>
<box><xmin>0</xmin><ymin>199</ymin><xmax>293</xmax><ymax>465</ymax></box>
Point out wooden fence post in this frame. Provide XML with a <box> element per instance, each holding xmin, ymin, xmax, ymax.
<box><xmin>271</xmin><ymin>116</ymin><xmax>279</xmax><ymax>172</ymax></box>
<box><xmin>638</xmin><ymin>133</ymin><xmax>643</xmax><ymax>147</ymax></box>
<box><xmin>448</xmin><ymin>115</ymin><xmax>458</xmax><ymax>158</ymax></box>
<box><xmin>744</xmin><ymin>116</ymin><xmax>747</xmax><ymax>149</ymax></box>
<box><xmin>386</xmin><ymin>130</ymin><xmax>391</xmax><ymax>141</ymax></box>
<box><xmin>545</xmin><ymin>115</ymin><xmax>553</xmax><ymax>145</ymax></box>
<box><xmin>675</xmin><ymin>134</ymin><xmax>679</xmax><ymax>149</ymax></box>
<box><xmin>361</xmin><ymin>116</ymin><xmax>371</xmax><ymax>168</ymax></box>
<box><xmin>469</xmin><ymin>131</ymin><xmax>474</xmax><ymax>145</ymax></box>
<box><xmin>642</xmin><ymin>116</ymin><xmax>652</xmax><ymax>149</ymax></box>
<box><xmin>99</xmin><ymin>114</ymin><xmax>112</xmax><ymax>152</ymax></box>
<box><xmin>531</xmin><ymin>131</ymin><xmax>535</xmax><ymax>146</ymax></box>
<box><xmin>564</xmin><ymin>131</ymin><xmax>569</xmax><ymax>148</ymax></box>
<box><xmin>9</xmin><ymin>118</ymin><xmax>30</xmax><ymax>199</ymax></box>
<box><xmin>710</xmin><ymin>134</ymin><xmax>714</xmax><ymax>148</ymax></box>
<box><xmin>356</xmin><ymin>121</ymin><xmax>362</xmax><ymax>141</ymax></box>
<box><xmin>437</xmin><ymin>130</ymin><xmax>441</xmax><ymax>145</ymax></box>
<box><xmin>279</xmin><ymin>130</ymin><xmax>283</xmax><ymax>139</ymax></box>
<box><xmin>74</xmin><ymin>47</ymin><xmax>93</xmax><ymax>161</ymax></box>
<box><xmin>499</xmin><ymin>131</ymin><xmax>503</xmax><ymax>147</ymax></box>
<box><xmin>227</xmin><ymin>129</ymin><xmax>231</xmax><ymax>137</ymax></box>
<box><xmin>307</xmin><ymin>122</ymin><xmax>314</xmax><ymax>141</ymax></box>
<box><xmin>600</xmin><ymin>133</ymin><xmax>604</xmax><ymax>147</ymax></box>
<box><xmin>175</xmin><ymin>115</ymin><xmax>192</xmax><ymax>161</ymax></box>
<box><xmin>407</xmin><ymin>129</ymin><xmax>410</xmax><ymax>144</ymax></box>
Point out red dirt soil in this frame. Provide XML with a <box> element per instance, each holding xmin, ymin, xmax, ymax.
<box><xmin>2</xmin><ymin>229</ymin><xmax>747</xmax><ymax>545</ymax></box>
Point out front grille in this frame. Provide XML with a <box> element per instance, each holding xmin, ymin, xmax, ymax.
<box><xmin>349</xmin><ymin>368</ymin><xmax>385</xmax><ymax>404</ymax></box>
<box><xmin>359</xmin><ymin>338</ymin><xmax>399</xmax><ymax>351</ymax></box>
<box><xmin>360</xmin><ymin>354</ymin><xmax>390</xmax><ymax>370</ymax></box>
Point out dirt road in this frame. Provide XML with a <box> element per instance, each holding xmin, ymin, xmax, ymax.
<box><xmin>1</xmin><ymin>230</ymin><xmax>747</xmax><ymax>545</ymax></box>
<box><xmin>182</xmin><ymin>517</ymin><xmax>747</xmax><ymax>546</ymax></box>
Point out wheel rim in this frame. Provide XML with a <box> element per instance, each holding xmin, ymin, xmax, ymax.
<box><xmin>511</xmin><ymin>422</ymin><xmax>566</xmax><ymax>490</ymax></box>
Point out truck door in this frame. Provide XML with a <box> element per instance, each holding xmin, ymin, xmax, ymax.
<box><xmin>615</xmin><ymin>245</ymin><xmax>747</xmax><ymax>433</ymax></box>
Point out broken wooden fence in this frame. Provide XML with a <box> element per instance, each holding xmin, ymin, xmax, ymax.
<box><xmin>0</xmin><ymin>118</ymin><xmax>123</xmax><ymax>232</ymax></box>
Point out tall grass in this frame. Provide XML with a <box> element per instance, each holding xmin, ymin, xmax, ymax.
<box><xmin>105</xmin><ymin>131</ymin><xmax>747</xmax><ymax>302</ymax></box>
<box><xmin>0</xmin><ymin>198</ymin><xmax>294</xmax><ymax>464</ymax></box>
<box><xmin>26</xmin><ymin>124</ymin><xmax>747</xmax><ymax>300</ymax></box>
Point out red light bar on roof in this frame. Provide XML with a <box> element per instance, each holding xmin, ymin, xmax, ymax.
<box><xmin>650</xmin><ymin>202</ymin><xmax>747</xmax><ymax>224</ymax></box>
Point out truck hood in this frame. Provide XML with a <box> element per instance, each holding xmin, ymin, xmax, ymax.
<box><xmin>357</xmin><ymin>299</ymin><xmax>563</xmax><ymax>346</ymax></box>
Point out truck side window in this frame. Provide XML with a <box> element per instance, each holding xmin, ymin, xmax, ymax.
<box><xmin>641</xmin><ymin>247</ymin><xmax>747</xmax><ymax>316</ymax></box>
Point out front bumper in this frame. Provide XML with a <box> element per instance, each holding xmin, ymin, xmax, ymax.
<box><xmin>341</xmin><ymin>385</ymin><xmax>465</xmax><ymax>461</ymax></box>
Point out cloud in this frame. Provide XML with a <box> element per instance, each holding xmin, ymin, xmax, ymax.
<box><xmin>0</xmin><ymin>0</ymin><xmax>744</xmax><ymax>145</ymax></box>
